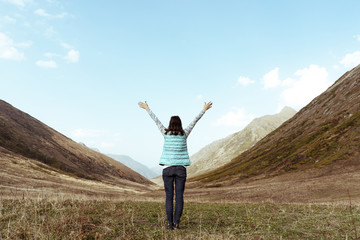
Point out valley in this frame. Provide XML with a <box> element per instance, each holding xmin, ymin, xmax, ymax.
<box><xmin>1</xmin><ymin>65</ymin><xmax>360</xmax><ymax>239</ymax></box>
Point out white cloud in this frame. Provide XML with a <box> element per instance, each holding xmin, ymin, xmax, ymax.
<box><xmin>44</xmin><ymin>52</ymin><xmax>60</xmax><ymax>58</ymax></box>
<box><xmin>34</xmin><ymin>8</ymin><xmax>67</xmax><ymax>18</ymax></box>
<box><xmin>197</xmin><ymin>94</ymin><xmax>204</xmax><ymax>100</ymax></box>
<box><xmin>262</xmin><ymin>67</ymin><xmax>281</xmax><ymax>89</ymax></box>
<box><xmin>340</xmin><ymin>51</ymin><xmax>360</xmax><ymax>69</ymax></box>
<box><xmin>16</xmin><ymin>40</ymin><xmax>32</xmax><ymax>48</ymax></box>
<box><xmin>36</xmin><ymin>60</ymin><xmax>57</xmax><ymax>68</ymax></box>
<box><xmin>70</xmin><ymin>129</ymin><xmax>122</xmax><ymax>151</ymax></box>
<box><xmin>100</xmin><ymin>142</ymin><xmax>115</xmax><ymax>149</ymax></box>
<box><xmin>65</xmin><ymin>49</ymin><xmax>79</xmax><ymax>63</ymax></box>
<box><xmin>60</xmin><ymin>41</ymin><xmax>72</xmax><ymax>49</ymax></box>
<box><xmin>354</xmin><ymin>34</ymin><xmax>360</xmax><ymax>42</ymax></box>
<box><xmin>332</xmin><ymin>64</ymin><xmax>340</xmax><ymax>70</ymax></box>
<box><xmin>46</xmin><ymin>0</ymin><xmax>63</xmax><ymax>8</ymax></box>
<box><xmin>281</xmin><ymin>77</ymin><xmax>295</xmax><ymax>87</ymax></box>
<box><xmin>2</xmin><ymin>0</ymin><xmax>31</xmax><ymax>8</ymax></box>
<box><xmin>0</xmin><ymin>32</ymin><xmax>24</xmax><ymax>60</ymax></box>
<box><xmin>45</xmin><ymin>26</ymin><xmax>57</xmax><ymax>38</ymax></box>
<box><xmin>1</xmin><ymin>16</ymin><xmax>17</xmax><ymax>24</ymax></box>
<box><xmin>259</xmin><ymin>65</ymin><xmax>333</xmax><ymax>110</ymax></box>
<box><xmin>72</xmin><ymin>129</ymin><xmax>105</xmax><ymax>138</ymax></box>
<box><xmin>280</xmin><ymin>64</ymin><xmax>331</xmax><ymax>109</ymax></box>
<box><xmin>215</xmin><ymin>108</ymin><xmax>255</xmax><ymax>127</ymax></box>
<box><xmin>237</xmin><ymin>76</ymin><xmax>255</xmax><ymax>86</ymax></box>
<box><xmin>34</xmin><ymin>9</ymin><xmax>50</xmax><ymax>17</ymax></box>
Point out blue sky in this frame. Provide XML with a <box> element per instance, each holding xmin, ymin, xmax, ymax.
<box><xmin>1</xmin><ymin>0</ymin><xmax>360</xmax><ymax>169</ymax></box>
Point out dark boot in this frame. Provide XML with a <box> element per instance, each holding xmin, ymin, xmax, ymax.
<box><xmin>167</xmin><ymin>223</ymin><xmax>174</xmax><ymax>230</ymax></box>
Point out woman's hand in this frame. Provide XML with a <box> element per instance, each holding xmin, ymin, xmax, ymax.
<box><xmin>138</xmin><ymin>101</ymin><xmax>149</xmax><ymax>110</ymax></box>
<box><xmin>203</xmin><ymin>101</ymin><xmax>213</xmax><ymax>111</ymax></box>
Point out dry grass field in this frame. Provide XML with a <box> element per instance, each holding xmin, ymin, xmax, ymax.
<box><xmin>2</xmin><ymin>148</ymin><xmax>360</xmax><ymax>239</ymax></box>
<box><xmin>2</xmin><ymin>161</ymin><xmax>360</xmax><ymax>239</ymax></box>
<box><xmin>1</xmin><ymin>194</ymin><xmax>359</xmax><ymax>240</ymax></box>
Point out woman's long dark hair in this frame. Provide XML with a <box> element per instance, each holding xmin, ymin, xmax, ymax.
<box><xmin>165</xmin><ymin>116</ymin><xmax>185</xmax><ymax>135</ymax></box>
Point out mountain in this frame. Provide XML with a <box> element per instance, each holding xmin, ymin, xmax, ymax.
<box><xmin>107</xmin><ymin>154</ymin><xmax>158</xmax><ymax>179</ymax></box>
<box><xmin>150</xmin><ymin>165</ymin><xmax>163</xmax><ymax>177</ymax></box>
<box><xmin>0</xmin><ymin>100</ymin><xmax>152</xmax><ymax>187</ymax></box>
<box><xmin>191</xmin><ymin>65</ymin><xmax>360</xmax><ymax>186</ymax></box>
<box><xmin>187</xmin><ymin>107</ymin><xmax>296</xmax><ymax>178</ymax></box>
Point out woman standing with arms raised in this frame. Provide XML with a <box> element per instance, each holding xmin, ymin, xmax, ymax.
<box><xmin>138</xmin><ymin>101</ymin><xmax>213</xmax><ymax>230</ymax></box>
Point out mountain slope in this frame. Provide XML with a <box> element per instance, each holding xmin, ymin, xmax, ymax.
<box><xmin>187</xmin><ymin>107</ymin><xmax>296</xmax><ymax>178</ymax></box>
<box><xmin>191</xmin><ymin>65</ymin><xmax>360</xmax><ymax>185</ymax></box>
<box><xmin>0</xmin><ymin>145</ymin><xmax>151</xmax><ymax>199</ymax></box>
<box><xmin>0</xmin><ymin>100</ymin><xmax>151</xmax><ymax>186</ymax></box>
<box><xmin>107</xmin><ymin>154</ymin><xmax>158</xmax><ymax>179</ymax></box>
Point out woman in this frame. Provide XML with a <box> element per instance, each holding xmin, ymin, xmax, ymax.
<box><xmin>138</xmin><ymin>101</ymin><xmax>213</xmax><ymax>230</ymax></box>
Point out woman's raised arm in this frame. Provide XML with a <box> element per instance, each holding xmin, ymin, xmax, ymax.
<box><xmin>138</xmin><ymin>101</ymin><xmax>149</xmax><ymax>110</ymax></box>
<box><xmin>184</xmin><ymin>101</ymin><xmax>213</xmax><ymax>137</ymax></box>
<box><xmin>203</xmin><ymin>101</ymin><xmax>213</xmax><ymax>111</ymax></box>
<box><xmin>138</xmin><ymin>101</ymin><xmax>166</xmax><ymax>136</ymax></box>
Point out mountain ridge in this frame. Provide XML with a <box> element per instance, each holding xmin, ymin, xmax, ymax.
<box><xmin>187</xmin><ymin>106</ymin><xmax>297</xmax><ymax>178</ymax></box>
<box><xmin>190</xmin><ymin>65</ymin><xmax>360</xmax><ymax>186</ymax></box>
<box><xmin>107</xmin><ymin>154</ymin><xmax>159</xmax><ymax>179</ymax></box>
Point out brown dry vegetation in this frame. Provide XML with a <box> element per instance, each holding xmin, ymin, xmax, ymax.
<box><xmin>1</xmin><ymin>196</ymin><xmax>360</xmax><ymax>239</ymax></box>
<box><xmin>0</xmin><ymin>100</ymin><xmax>151</xmax><ymax>187</ymax></box>
<box><xmin>0</xmin><ymin>147</ymin><xmax>154</xmax><ymax>200</ymax></box>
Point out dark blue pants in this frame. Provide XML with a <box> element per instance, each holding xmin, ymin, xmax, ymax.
<box><xmin>162</xmin><ymin>166</ymin><xmax>187</xmax><ymax>225</ymax></box>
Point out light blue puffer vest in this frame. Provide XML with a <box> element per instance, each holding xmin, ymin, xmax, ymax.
<box><xmin>159</xmin><ymin>134</ymin><xmax>190</xmax><ymax>166</ymax></box>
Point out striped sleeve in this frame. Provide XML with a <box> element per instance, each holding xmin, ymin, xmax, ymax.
<box><xmin>184</xmin><ymin>110</ymin><xmax>205</xmax><ymax>138</ymax></box>
<box><xmin>147</xmin><ymin>109</ymin><xmax>166</xmax><ymax>136</ymax></box>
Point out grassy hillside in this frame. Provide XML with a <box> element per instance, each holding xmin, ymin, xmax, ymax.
<box><xmin>190</xmin><ymin>65</ymin><xmax>360</xmax><ymax>185</ymax></box>
<box><xmin>0</xmin><ymin>147</ymin><xmax>152</xmax><ymax>199</ymax></box>
<box><xmin>0</xmin><ymin>100</ymin><xmax>151</xmax><ymax>186</ymax></box>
